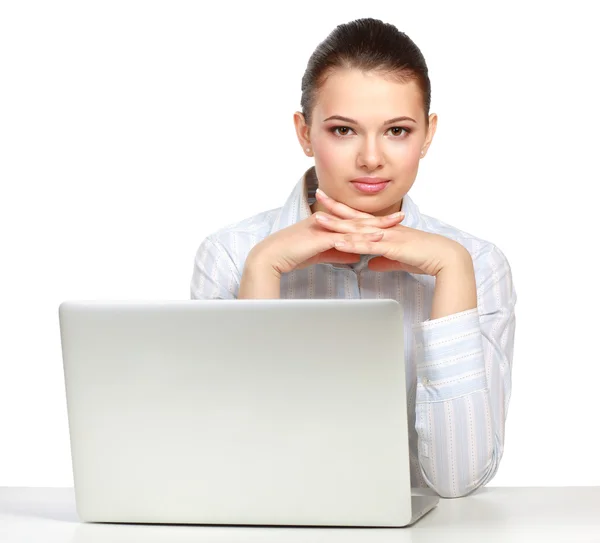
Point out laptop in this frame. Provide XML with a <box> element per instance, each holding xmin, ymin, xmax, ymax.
<box><xmin>58</xmin><ymin>299</ymin><xmax>439</xmax><ymax>527</ymax></box>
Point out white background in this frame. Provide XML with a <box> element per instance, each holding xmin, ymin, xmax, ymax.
<box><xmin>1</xmin><ymin>0</ymin><xmax>599</xmax><ymax>487</ymax></box>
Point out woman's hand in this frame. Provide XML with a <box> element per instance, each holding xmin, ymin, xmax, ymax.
<box><xmin>314</xmin><ymin>188</ymin><xmax>467</xmax><ymax>276</ymax></box>
<box><xmin>248</xmin><ymin>206</ymin><xmax>406</xmax><ymax>276</ymax></box>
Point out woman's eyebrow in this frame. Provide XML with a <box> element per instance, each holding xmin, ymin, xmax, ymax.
<box><xmin>322</xmin><ymin>115</ymin><xmax>417</xmax><ymax>125</ymax></box>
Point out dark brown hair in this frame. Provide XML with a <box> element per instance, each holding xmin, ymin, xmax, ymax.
<box><xmin>300</xmin><ymin>18</ymin><xmax>431</xmax><ymax>130</ymax></box>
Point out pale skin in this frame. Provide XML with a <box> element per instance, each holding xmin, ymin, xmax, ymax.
<box><xmin>241</xmin><ymin>68</ymin><xmax>477</xmax><ymax>320</ymax></box>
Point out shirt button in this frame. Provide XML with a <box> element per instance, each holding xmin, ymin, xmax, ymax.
<box><xmin>422</xmin><ymin>377</ymin><xmax>431</xmax><ymax>386</ymax></box>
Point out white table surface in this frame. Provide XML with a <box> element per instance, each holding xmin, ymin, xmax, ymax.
<box><xmin>1</xmin><ymin>486</ymin><xmax>599</xmax><ymax>542</ymax></box>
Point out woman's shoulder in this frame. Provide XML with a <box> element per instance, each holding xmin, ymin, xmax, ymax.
<box><xmin>205</xmin><ymin>206</ymin><xmax>281</xmax><ymax>244</ymax></box>
<box><xmin>418</xmin><ymin>211</ymin><xmax>506</xmax><ymax>262</ymax></box>
<box><xmin>194</xmin><ymin>206</ymin><xmax>283</xmax><ymax>273</ymax></box>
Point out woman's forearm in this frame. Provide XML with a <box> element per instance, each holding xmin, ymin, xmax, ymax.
<box><xmin>430</xmin><ymin>250</ymin><xmax>477</xmax><ymax>320</ymax></box>
<box><xmin>238</xmin><ymin>250</ymin><xmax>281</xmax><ymax>299</ymax></box>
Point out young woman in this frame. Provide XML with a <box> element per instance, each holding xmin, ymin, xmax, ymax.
<box><xmin>190</xmin><ymin>18</ymin><xmax>517</xmax><ymax>499</ymax></box>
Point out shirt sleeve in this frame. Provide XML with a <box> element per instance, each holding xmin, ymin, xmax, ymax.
<box><xmin>411</xmin><ymin>245</ymin><xmax>517</xmax><ymax>498</ymax></box>
<box><xmin>190</xmin><ymin>236</ymin><xmax>241</xmax><ymax>300</ymax></box>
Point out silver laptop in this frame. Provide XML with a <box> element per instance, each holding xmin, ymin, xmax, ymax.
<box><xmin>58</xmin><ymin>299</ymin><xmax>439</xmax><ymax>527</ymax></box>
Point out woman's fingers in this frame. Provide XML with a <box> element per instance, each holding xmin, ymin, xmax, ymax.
<box><xmin>320</xmin><ymin>248</ymin><xmax>362</xmax><ymax>263</ymax></box>
<box><xmin>333</xmin><ymin>235</ymin><xmax>384</xmax><ymax>254</ymax></box>
<box><xmin>315</xmin><ymin>188</ymin><xmax>373</xmax><ymax>219</ymax></box>
<box><xmin>314</xmin><ymin>211</ymin><xmax>404</xmax><ymax>233</ymax></box>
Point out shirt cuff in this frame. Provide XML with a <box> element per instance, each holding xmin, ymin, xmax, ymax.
<box><xmin>412</xmin><ymin>308</ymin><xmax>487</xmax><ymax>402</ymax></box>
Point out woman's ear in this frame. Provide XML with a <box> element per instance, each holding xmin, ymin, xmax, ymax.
<box><xmin>293</xmin><ymin>111</ymin><xmax>312</xmax><ymax>156</ymax></box>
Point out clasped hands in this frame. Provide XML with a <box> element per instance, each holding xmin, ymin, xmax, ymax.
<box><xmin>313</xmin><ymin>188</ymin><xmax>467</xmax><ymax>276</ymax></box>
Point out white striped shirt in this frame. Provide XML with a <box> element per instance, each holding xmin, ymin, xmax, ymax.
<box><xmin>190</xmin><ymin>166</ymin><xmax>517</xmax><ymax>498</ymax></box>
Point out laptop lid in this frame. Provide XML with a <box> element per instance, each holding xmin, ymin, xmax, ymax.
<box><xmin>59</xmin><ymin>299</ymin><xmax>419</xmax><ymax>527</ymax></box>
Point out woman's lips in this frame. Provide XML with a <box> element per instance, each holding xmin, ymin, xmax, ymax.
<box><xmin>350</xmin><ymin>180</ymin><xmax>390</xmax><ymax>194</ymax></box>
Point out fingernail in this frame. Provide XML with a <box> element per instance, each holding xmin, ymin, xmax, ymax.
<box><xmin>316</xmin><ymin>188</ymin><xmax>329</xmax><ymax>199</ymax></box>
<box><xmin>388</xmin><ymin>212</ymin><xmax>405</xmax><ymax>219</ymax></box>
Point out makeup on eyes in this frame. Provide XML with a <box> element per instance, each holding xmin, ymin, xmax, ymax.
<box><xmin>328</xmin><ymin>126</ymin><xmax>412</xmax><ymax>138</ymax></box>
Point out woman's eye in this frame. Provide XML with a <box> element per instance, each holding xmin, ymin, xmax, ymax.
<box><xmin>331</xmin><ymin>126</ymin><xmax>353</xmax><ymax>136</ymax></box>
<box><xmin>330</xmin><ymin>126</ymin><xmax>411</xmax><ymax>138</ymax></box>
<box><xmin>389</xmin><ymin>127</ymin><xmax>410</xmax><ymax>136</ymax></box>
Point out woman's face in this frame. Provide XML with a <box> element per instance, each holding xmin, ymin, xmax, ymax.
<box><xmin>294</xmin><ymin>68</ymin><xmax>437</xmax><ymax>217</ymax></box>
